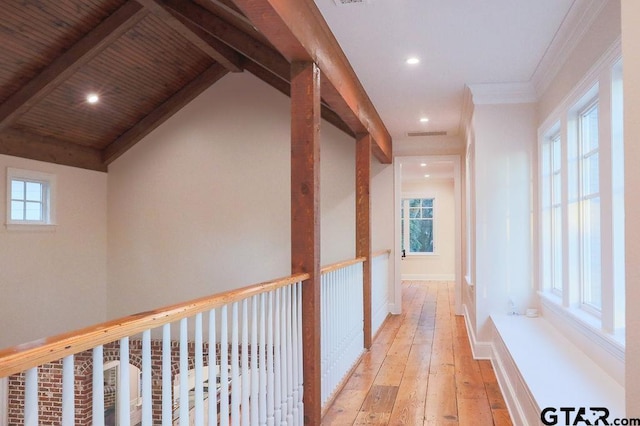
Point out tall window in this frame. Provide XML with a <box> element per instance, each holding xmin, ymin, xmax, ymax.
<box><xmin>538</xmin><ymin>55</ymin><xmax>624</xmax><ymax>342</ymax></box>
<box><xmin>401</xmin><ymin>198</ymin><xmax>434</xmax><ymax>254</ymax></box>
<box><xmin>541</xmin><ymin>130</ymin><xmax>563</xmax><ymax>294</ymax></box>
<box><xmin>578</xmin><ymin>101</ymin><xmax>601</xmax><ymax>311</ymax></box>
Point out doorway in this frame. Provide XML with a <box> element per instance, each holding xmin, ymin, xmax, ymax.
<box><xmin>393</xmin><ymin>155</ymin><xmax>463</xmax><ymax>315</ymax></box>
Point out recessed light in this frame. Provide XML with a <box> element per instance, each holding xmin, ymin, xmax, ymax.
<box><xmin>86</xmin><ymin>93</ymin><xmax>99</xmax><ymax>104</ymax></box>
<box><xmin>420</xmin><ymin>163</ymin><xmax>427</xmax><ymax>167</ymax></box>
<box><xmin>406</xmin><ymin>57</ymin><xmax>420</xmax><ymax>65</ymax></box>
<box><xmin>420</xmin><ymin>117</ymin><xmax>429</xmax><ymax>123</ymax></box>
<box><xmin>424</xmin><ymin>174</ymin><xmax>431</xmax><ymax>178</ymax></box>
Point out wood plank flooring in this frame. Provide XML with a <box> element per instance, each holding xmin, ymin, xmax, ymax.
<box><xmin>322</xmin><ymin>281</ymin><xmax>512</xmax><ymax>425</ymax></box>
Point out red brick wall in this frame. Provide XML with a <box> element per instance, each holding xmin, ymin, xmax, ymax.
<box><xmin>7</xmin><ymin>339</ymin><xmax>243</xmax><ymax>425</ymax></box>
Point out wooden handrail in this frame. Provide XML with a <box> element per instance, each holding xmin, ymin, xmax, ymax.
<box><xmin>320</xmin><ymin>257</ymin><xmax>366</xmax><ymax>275</ymax></box>
<box><xmin>372</xmin><ymin>249</ymin><xmax>391</xmax><ymax>258</ymax></box>
<box><xmin>0</xmin><ymin>272</ymin><xmax>309</xmax><ymax>378</ymax></box>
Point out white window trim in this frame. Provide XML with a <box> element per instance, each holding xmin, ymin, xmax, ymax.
<box><xmin>401</xmin><ymin>192</ymin><xmax>438</xmax><ymax>256</ymax></box>
<box><xmin>6</xmin><ymin>167</ymin><xmax>57</xmax><ymax>231</ymax></box>
<box><xmin>536</xmin><ymin>39</ymin><xmax>623</xmax><ymax>382</ymax></box>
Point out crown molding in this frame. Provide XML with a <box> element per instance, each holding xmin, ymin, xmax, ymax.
<box><xmin>531</xmin><ymin>0</ymin><xmax>608</xmax><ymax>97</ymax></box>
<box><xmin>467</xmin><ymin>82</ymin><xmax>537</xmax><ymax>105</ymax></box>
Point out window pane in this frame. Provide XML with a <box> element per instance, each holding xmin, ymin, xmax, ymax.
<box><xmin>422</xmin><ymin>207</ymin><xmax>433</xmax><ymax>218</ymax></box>
<box><xmin>552</xmin><ymin>206</ymin><xmax>563</xmax><ymax>292</ymax></box>
<box><xmin>552</xmin><ymin>136</ymin><xmax>561</xmax><ymax>171</ymax></box>
<box><xmin>25</xmin><ymin>182</ymin><xmax>42</xmax><ymax>201</ymax></box>
<box><xmin>409</xmin><ymin>199</ymin><xmax>421</xmax><ymax>208</ymax></box>
<box><xmin>581</xmin><ymin>104</ymin><xmax>599</xmax><ymax>153</ymax></box>
<box><xmin>582</xmin><ymin>197</ymin><xmax>601</xmax><ymax>310</ymax></box>
<box><xmin>11</xmin><ymin>201</ymin><xmax>24</xmax><ymax>220</ymax></box>
<box><xmin>11</xmin><ymin>180</ymin><xmax>24</xmax><ymax>200</ymax></box>
<box><xmin>582</xmin><ymin>152</ymin><xmax>599</xmax><ymax>196</ymax></box>
<box><xmin>410</xmin><ymin>219</ymin><xmax>433</xmax><ymax>253</ymax></box>
<box><xmin>552</xmin><ymin>171</ymin><xmax>561</xmax><ymax>205</ymax></box>
<box><xmin>422</xmin><ymin>199</ymin><xmax>433</xmax><ymax>208</ymax></box>
<box><xmin>25</xmin><ymin>201</ymin><xmax>43</xmax><ymax>221</ymax></box>
<box><xmin>409</xmin><ymin>207</ymin><xmax>420</xmax><ymax>218</ymax></box>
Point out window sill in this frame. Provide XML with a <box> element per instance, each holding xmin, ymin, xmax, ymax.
<box><xmin>538</xmin><ymin>290</ymin><xmax>624</xmax><ymax>381</ymax></box>
<box><xmin>5</xmin><ymin>223</ymin><xmax>57</xmax><ymax>232</ymax></box>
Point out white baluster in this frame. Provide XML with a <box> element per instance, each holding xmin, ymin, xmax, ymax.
<box><xmin>119</xmin><ymin>337</ymin><xmax>131</xmax><ymax>426</ymax></box>
<box><xmin>24</xmin><ymin>367</ymin><xmax>38</xmax><ymax>426</ymax></box>
<box><xmin>62</xmin><ymin>354</ymin><xmax>74</xmax><ymax>426</ymax></box>
<box><xmin>195</xmin><ymin>313</ymin><xmax>205</xmax><ymax>426</ymax></box>
<box><xmin>284</xmin><ymin>285</ymin><xmax>293</xmax><ymax>425</ymax></box>
<box><xmin>142</xmin><ymin>330</ymin><xmax>152</xmax><ymax>426</ymax></box>
<box><xmin>250</xmin><ymin>296</ymin><xmax>259</xmax><ymax>425</ymax></box>
<box><xmin>296</xmin><ymin>281</ymin><xmax>304</xmax><ymax>425</ymax></box>
<box><xmin>258</xmin><ymin>294</ymin><xmax>267</xmax><ymax>425</ymax></box>
<box><xmin>273</xmin><ymin>288</ymin><xmax>282</xmax><ymax>425</ymax></box>
<box><xmin>291</xmin><ymin>284</ymin><xmax>299</xmax><ymax>425</ymax></box>
<box><xmin>241</xmin><ymin>299</ymin><xmax>250</xmax><ymax>426</ymax></box>
<box><xmin>162</xmin><ymin>324</ymin><xmax>172</xmax><ymax>426</ymax></box>
<box><xmin>220</xmin><ymin>305</ymin><xmax>230</xmax><ymax>426</ymax></box>
<box><xmin>231</xmin><ymin>302</ymin><xmax>240</xmax><ymax>426</ymax></box>
<box><xmin>208</xmin><ymin>309</ymin><xmax>217</xmax><ymax>426</ymax></box>
<box><xmin>266</xmin><ymin>291</ymin><xmax>275</xmax><ymax>426</ymax></box>
<box><xmin>179</xmin><ymin>319</ymin><xmax>189</xmax><ymax>426</ymax></box>
<box><xmin>93</xmin><ymin>346</ymin><xmax>105</xmax><ymax>426</ymax></box>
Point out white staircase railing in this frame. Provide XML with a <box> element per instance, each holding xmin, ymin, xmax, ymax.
<box><xmin>371</xmin><ymin>250</ymin><xmax>391</xmax><ymax>338</ymax></box>
<box><xmin>320</xmin><ymin>258</ymin><xmax>365</xmax><ymax>408</ymax></box>
<box><xmin>0</xmin><ymin>274</ymin><xmax>307</xmax><ymax>426</ymax></box>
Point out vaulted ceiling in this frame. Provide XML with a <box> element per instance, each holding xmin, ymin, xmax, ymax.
<box><xmin>0</xmin><ymin>0</ymin><xmax>391</xmax><ymax>172</ymax></box>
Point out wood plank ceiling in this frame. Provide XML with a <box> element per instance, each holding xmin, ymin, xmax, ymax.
<box><xmin>0</xmin><ymin>0</ymin><xmax>391</xmax><ymax>172</ymax></box>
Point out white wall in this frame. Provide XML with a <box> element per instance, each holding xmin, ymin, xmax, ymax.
<box><xmin>622</xmin><ymin>0</ymin><xmax>640</xmax><ymax>415</ymax></box>
<box><xmin>400</xmin><ymin>179</ymin><xmax>455</xmax><ymax>280</ymax></box>
<box><xmin>107</xmin><ymin>72</ymin><xmax>356</xmax><ymax>318</ymax></box>
<box><xmin>538</xmin><ymin>0</ymin><xmax>621</xmax><ymax>121</ymax></box>
<box><xmin>472</xmin><ymin>102</ymin><xmax>536</xmax><ymax>341</ymax></box>
<box><xmin>0</xmin><ymin>155</ymin><xmax>107</xmax><ymax>348</ymax></box>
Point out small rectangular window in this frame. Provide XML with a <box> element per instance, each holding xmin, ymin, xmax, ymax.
<box><xmin>6</xmin><ymin>168</ymin><xmax>56</xmax><ymax>227</ymax></box>
<box><xmin>401</xmin><ymin>197</ymin><xmax>435</xmax><ymax>254</ymax></box>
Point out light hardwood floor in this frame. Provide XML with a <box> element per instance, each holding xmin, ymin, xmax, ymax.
<box><xmin>322</xmin><ymin>281</ymin><xmax>512</xmax><ymax>425</ymax></box>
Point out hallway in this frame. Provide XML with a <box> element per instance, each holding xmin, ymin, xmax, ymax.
<box><xmin>322</xmin><ymin>281</ymin><xmax>512</xmax><ymax>425</ymax></box>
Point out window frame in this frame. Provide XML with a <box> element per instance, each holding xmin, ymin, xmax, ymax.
<box><xmin>537</xmin><ymin>50</ymin><xmax>624</xmax><ymax>351</ymax></box>
<box><xmin>401</xmin><ymin>195</ymin><xmax>436</xmax><ymax>256</ymax></box>
<box><xmin>6</xmin><ymin>168</ymin><xmax>57</xmax><ymax>230</ymax></box>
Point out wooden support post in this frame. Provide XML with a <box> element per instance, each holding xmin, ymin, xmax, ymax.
<box><xmin>356</xmin><ymin>133</ymin><xmax>373</xmax><ymax>349</ymax></box>
<box><xmin>290</xmin><ymin>61</ymin><xmax>321</xmax><ymax>425</ymax></box>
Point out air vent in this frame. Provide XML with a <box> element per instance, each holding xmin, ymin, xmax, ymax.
<box><xmin>333</xmin><ymin>0</ymin><xmax>370</xmax><ymax>5</ymax></box>
<box><xmin>407</xmin><ymin>131</ymin><xmax>448</xmax><ymax>137</ymax></box>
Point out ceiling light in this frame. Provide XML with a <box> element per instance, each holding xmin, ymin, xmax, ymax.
<box><xmin>420</xmin><ymin>117</ymin><xmax>429</xmax><ymax>123</ymax></box>
<box><xmin>86</xmin><ymin>93</ymin><xmax>99</xmax><ymax>104</ymax></box>
<box><xmin>424</xmin><ymin>174</ymin><xmax>430</xmax><ymax>178</ymax></box>
<box><xmin>420</xmin><ymin>163</ymin><xmax>427</xmax><ymax>167</ymax></box>
<box><xmin>406</xmin><ymin>57</ymin><xmax>420</xmax><ymax>65</ymax></box>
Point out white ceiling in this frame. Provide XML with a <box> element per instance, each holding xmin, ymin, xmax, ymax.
<box><xmin>313</xmin><ymin>0</ymin><xmax>577</xmax><ymax>141</ymax></box>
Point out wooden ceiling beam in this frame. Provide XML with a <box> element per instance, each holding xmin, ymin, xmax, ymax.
<box><xmin>244</xmin><ymin>61</ymin><xmax>354</xmax><ymax>137</ymax></box>
<box><xmin>0</xmin><ymin>1</ymin><xmax>148</xmax><ymax>132</ymax></box>
<box><xmin>137</xmin><ymin>0</ymin><xmax>244</xmax><ymax>72</ymax></box>
<box><xmin>103</xmin><ymin>63</ymin><xmax>229</xmax><ymax>165</ymax></box>
<box><xmin>161</xmin><ymin>0</ymin><xmax>291</xmax><ymax>82</ymax></box>
<box><xmin>231</xmin><ymin>0</ymin><xmax>393</xmax><ymax>163</ymax></box>
<box><xmin>0</xmin><ymin>129</ymin><xmax>106</xmax><ymax>172</ymax></box>
<box><xmin>160</xmin><ymin>0</ymin><xmax>356</xmax><ymax>137</ymax></box>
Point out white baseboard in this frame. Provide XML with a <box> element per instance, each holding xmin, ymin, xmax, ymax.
<box><xmin>387</xmin><ymin>302</ymin><xmax>400</xmax><ymax>315</ymax></box>
<box><xmin>461</xmin><ymin>304</ymin><xmax>492</xmax><ymax>359</ymax></box>
<box><xmin>401</xmin><ymin>273</ymin><xmax>455</xmax><ymax>281</ymax></box>
<box><xmin>489</xmin><ymin>339</ymin><xmax>530</xmax><ymax>426</ymax></box>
